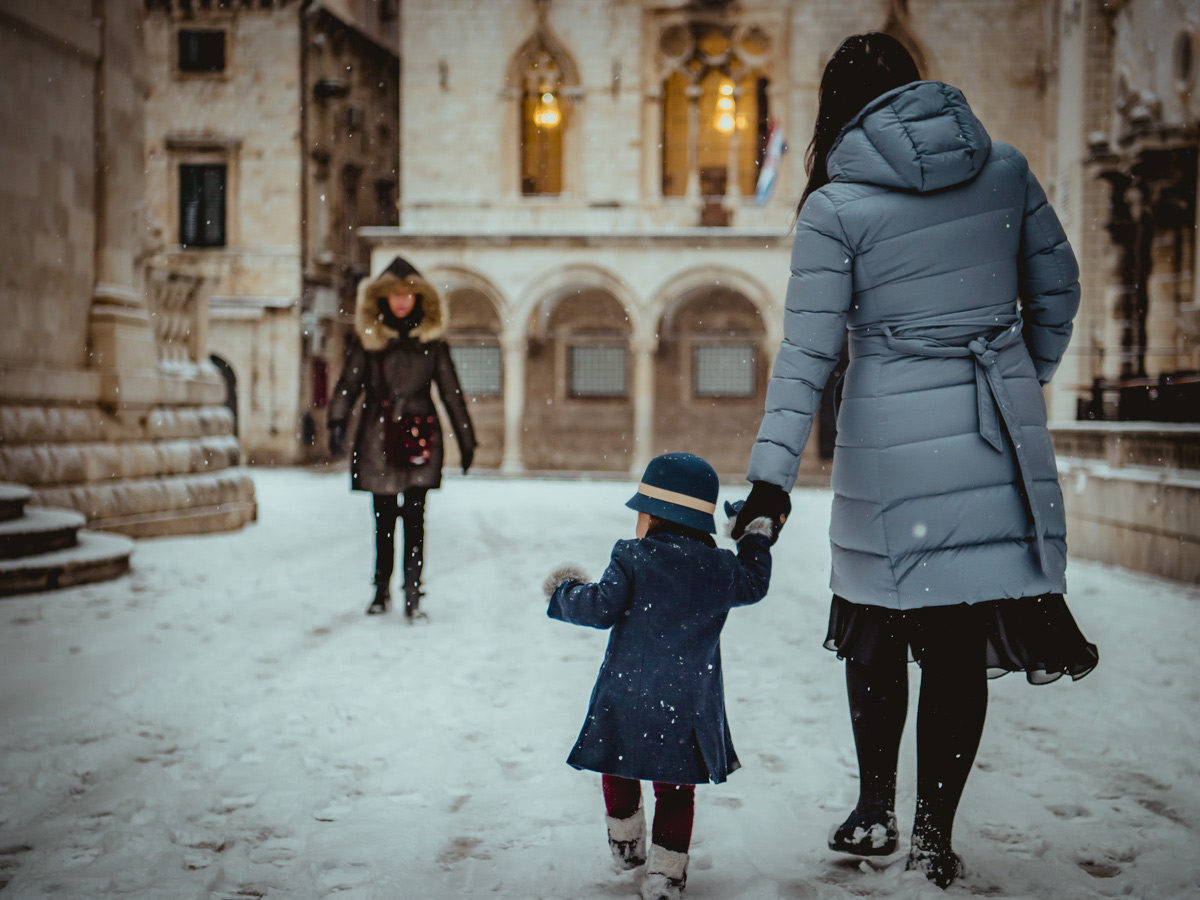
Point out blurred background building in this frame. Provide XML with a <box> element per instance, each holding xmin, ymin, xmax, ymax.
<box><xmin>1</xmin><ymin>0</ymin><xmax>1195</xmax><ymax>584</ymax></box>
<box><xmin>142</xmin><ymin>0</ymin><xmax>399</xmax><ymax>464</ymax></box>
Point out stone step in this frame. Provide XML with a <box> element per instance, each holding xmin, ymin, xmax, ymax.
<box><xmin>0</xmin><ymin>506</ymin><xmax>87</xmax><ymax>559</ymax></box>
<box><xmin>0</xmin><ymin>530</ymin><xmax>133</xmax><ymax>596</ymax></box>
<box><xmin>0</xmin><ymin>483</ymin><xmax>33</xmax><ymax>522</ymax></box>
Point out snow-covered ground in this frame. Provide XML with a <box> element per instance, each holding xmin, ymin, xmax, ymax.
<box><xmin>1</xmin><ymin>468</ymin><xmax>1198</xmax><ymax>899</ymax></box>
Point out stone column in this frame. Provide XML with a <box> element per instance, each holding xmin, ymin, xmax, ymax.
<box><xmin>88</xmin><ymin>0</ymin><xmax>159</xmax><ymax>398</ymax></box>
<box><xmin>726</xmin><ymin>85</ymin><xmax>742</xmax><ymax>204</ymax></box>
<box><xmin>500</xmin><ymin>332</ymin><xmax>527</xmax><ymax>472</ymax></box>
<box><xmin>630</xmin><ymin>334</ymin><xmax>658</xmax><ymax>473</ymax></box>
<box><xmin>685</xmin><ymin>83</ymin><xmax>702</xmax><ymax>201</ymax></box>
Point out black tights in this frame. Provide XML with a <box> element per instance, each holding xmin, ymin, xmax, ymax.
<box><xmin>846</xmin><ymin>624</ymin><xmax>988</xmax><ymax>852</ymax></box>
<box><xmin>372</xmin><ymin>490</ymin><xmax>427</xmax><ymax>590</ymax></box>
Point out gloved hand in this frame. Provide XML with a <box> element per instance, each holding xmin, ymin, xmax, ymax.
<box><xmin>731</xmin><ymin>481</ymin><xmax>791</xmax><ymax>542</ymax></box>
<box><xmin>460</xmin><ymin>442</ymin><xmax>475</xmax><ymax>475</ymax></box>
<box><xmin>328</xmin><ymin>420</ymin><xmax>347</xmax><ymax>457</ymax></box>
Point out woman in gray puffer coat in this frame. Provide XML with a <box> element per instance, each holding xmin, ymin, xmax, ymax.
<box><xmin>732</xmin><ymin>34</ymin><xmax>1097</xmax><ymax>889</ymax></box>
<box><xmin>328</xmin><ymin>256</ymin><xmax>476</xmax><ymax>620</ymax></box>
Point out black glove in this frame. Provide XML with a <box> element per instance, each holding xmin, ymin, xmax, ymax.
<box><xmin>731</xmin><ymin>481</ymin><xmax>791</xmax><ymax>542</ymax></box>
<box><xmin>460</xmin><ymin>442</ymin><xmax>475</xmax><ymax>475</ymax></box>
<box><xmin>328</xmin><ymin>420</ymin><xmax>347</xmax><ymax>457</ymax></box>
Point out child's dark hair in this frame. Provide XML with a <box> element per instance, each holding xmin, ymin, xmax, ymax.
<box><xmin>645</xmin><ymin>515</ymin><xmax>717</xmax><ymax>548</ymax></box>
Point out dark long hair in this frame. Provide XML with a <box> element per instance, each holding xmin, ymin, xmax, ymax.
<box><xmin>798</xmin><ymin>33</ymin><xmax>920</xmax><ymax>214</ymax></box>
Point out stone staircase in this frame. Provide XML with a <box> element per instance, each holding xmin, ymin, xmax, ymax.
<box><xmin>0</xmin><ymin>483</ymin><xmax>133</xmax><ymax>596</ymax></box>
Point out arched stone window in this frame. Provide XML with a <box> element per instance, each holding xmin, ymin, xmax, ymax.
<box><xmin>510</xmin><ymin>17</ymin><xmax>579</xmax><ymax>197</ymax></box>
<box><xmin>520</xmin><ymin>48</ymin><xmax>565</xmax><ymax>195</ymax></box>
<box><xmin>658</xmin><ymin>21</ymin><xmax>773</xmax><ymax>204</ymax></box>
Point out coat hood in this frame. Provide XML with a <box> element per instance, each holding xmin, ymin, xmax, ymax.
<box><xmin>827</xmin><ymin>81</ymin><xmax>992</xmax><ymax>193</ymax></box>
<box><xmin>354</xmin><ymin>256</ymin><xmax>446</xmax><ymax>350</ymax></box>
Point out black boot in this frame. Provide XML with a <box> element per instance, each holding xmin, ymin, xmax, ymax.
<box><xmin>403</xmin><ymin>578</ymin><xmax>427</xmax><ymax>623</ymax></box>
<box><xmin>367</xmin><ymin>583</ymin><xmax>390</xmax><ymax>615</ymax></box>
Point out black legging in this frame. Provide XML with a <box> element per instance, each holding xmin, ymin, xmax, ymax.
<box><xmin>372</xmin><ymin>490</ymin><xmax>427</xmax><ymax>590</ymax></box>
<box><xmin>846</xmin><ymin>621</ymin><xmax>988</xmax><ymax>853</ymax></box>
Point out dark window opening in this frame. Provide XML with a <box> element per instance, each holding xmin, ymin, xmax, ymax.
<box><xmin>180</xmin><ymin>164</ymin><xmax>227</xmax><ymax>248</ymax></box>
<box><xmin>178</xmin><ymin>29</ymin><xmax>226</xmax><ymax>73</ymax></box>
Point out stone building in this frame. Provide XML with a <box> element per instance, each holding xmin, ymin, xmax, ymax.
<box><xmin>1046</xmin><ymin>0</ymin><xmax>1199</xmax><ymax>581</ymax></box>
<box><xmin>364</xmin><ymin>0</ymin><xmax>1058</xmax><ymax>478</ymax></box>
<box><xmin>0</xmin><ymin>1</ymin><xmax>254</xmax><ymax>566</ymax></box>
<box><xmin>142</xmin><ymin>0</ymin><xmax>400</xmax><ymax>463</ymax></box>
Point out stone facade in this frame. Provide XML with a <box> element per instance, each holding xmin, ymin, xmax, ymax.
<box><xmin>366</xmin><ymin>0</ymin><xmax>1054</xmax><ymax>479</ymax></box>
<box><xmin>142</xmin><ymin>0</ymin><xmax>399</xmax><ymax>463</ymax></box>
<box><xmin>1047</xmin><ymin>0</ymin><xmax>1200</xmax><ymax>582</ymax></box>
<box><xmin>0</xmin><ymin>1</ymin><xmax>254</xmax><ymax>537</ymax></box>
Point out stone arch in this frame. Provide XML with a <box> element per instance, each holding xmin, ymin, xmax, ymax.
<box><xmin>209</xmin><ymin>353</ymin><xmax>238</xmax><ymax>436</ymax></box>
<box><xmin>423</xmin><ymin>265</ymin><xmax>511</xmax><ymax>325</ymax></box>
<box><xmin>521</xmin><ymin>266</ymin><xmax>638</xmax><ymax>472</ymax></box>
<box><xmin>648</xmin><ymin>265</ymin><xmax>776</xmax><ymax>339</ymax></box>
<box><xmin>519</xmin><ymin>263</ymin><xmax>644</xmax><ymax>340</ymax></box>
<box><xmin>424</xmin><ymin>266</ymin><xmax>509</xmax><ymax>470</ymax></box>
<box><xmin>652</xmin><ymin>278</ymin><xmax>768</xmax><ymax>474</ymax></box>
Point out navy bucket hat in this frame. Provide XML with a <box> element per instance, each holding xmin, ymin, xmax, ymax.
<box><xmin>626</xmin><ymin>452</ymin><xmax>719</xmax><ymax>533</ymax></box>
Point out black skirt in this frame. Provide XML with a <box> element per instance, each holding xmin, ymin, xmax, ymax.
<box><xmin>824</xmin><ymin>594</ymin><xmax>1098</xmax><ymax>685</ymax></box>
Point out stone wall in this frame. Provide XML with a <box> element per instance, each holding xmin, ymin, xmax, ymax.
<box><xmin>1054</xmin><ymin>424</ymin><xmax>1200</xmax><ymax>583</ymax></box>
<box><xmin>0</xmin><ymin>1</ymin><xmax>254</xmax><ymax>538</ymax></box>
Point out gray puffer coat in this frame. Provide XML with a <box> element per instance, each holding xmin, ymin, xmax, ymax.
<box><xmin>747</xmin><ymin>81</ymin><xmax>1080</xmax><ymax>610</ymax></box>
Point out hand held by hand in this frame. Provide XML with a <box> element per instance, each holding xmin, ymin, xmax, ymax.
<box><xmin>731</xmin><ymin>481</ymin><xmax>791</xmax><ymax>541</ymax></box>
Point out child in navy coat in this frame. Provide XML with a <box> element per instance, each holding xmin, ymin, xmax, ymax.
<box><xmin>543</xmin><ymin>452</ymin><xmax>777</xmax><ymax>900</ymax></box>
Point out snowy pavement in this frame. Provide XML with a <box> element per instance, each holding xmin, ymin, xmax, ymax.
<box><xmin>1</xmin><ymin>468</ymin><xmax>1198</xmax><ymax>899</ymax></box>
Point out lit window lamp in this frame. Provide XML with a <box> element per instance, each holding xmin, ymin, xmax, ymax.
<box><xmin>534</xmin><ymin>89</ymin><xmax>561</xmax><ymax>128</ymax></box>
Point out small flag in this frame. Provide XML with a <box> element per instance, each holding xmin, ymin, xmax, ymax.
<box><xmin>755</xmin><ymin>118</ymin><xmax>789</xmax><ymax>206</ymax></box>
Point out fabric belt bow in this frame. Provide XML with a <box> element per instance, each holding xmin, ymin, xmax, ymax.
<box><xmin>855</xmin><ymin>316</ymin><xmax>1050</xmax><ymax>575</ymax></box>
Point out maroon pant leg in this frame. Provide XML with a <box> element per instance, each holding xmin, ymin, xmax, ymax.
<box><xmin>651</xmin><ymin>782</ymin><xmax>695</xmax><ymax>853</ymax></box>
<box><xmin>602</xmin><ymin>774</ymin><xmax>642</xmax><ymax>819</ymax></box>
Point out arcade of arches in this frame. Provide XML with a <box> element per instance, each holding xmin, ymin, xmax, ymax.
<box><xmin>433</xmin><ymin>272</ymin><xmax>827</xmax><ymax>478</ymax></box>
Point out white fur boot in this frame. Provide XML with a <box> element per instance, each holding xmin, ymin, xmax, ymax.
<box><xmin>640</xmin><ymin>844</ymin><xmax>688</xmax><ymax>900</ymax></box>
<box><xmin>606</xmin><ymin>804</ymin><xmax>647</xmax><ymax>870</ymax></box>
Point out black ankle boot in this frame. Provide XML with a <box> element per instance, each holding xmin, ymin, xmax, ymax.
<box><xmin>905</xmin><ymin>832</ymin><xmax>964</xmax><ymax>889</ymax></box>
<box><xmin>829</xmin><ymin>808</ymin><xmax>899</xmax><ymax>856</ymax></box>
<box><xmin>403</xmin><ymin>580</ymin><xmax>427</xmax><ymax>623</ymax></box>
<box><xmin>367</xmin><ymin>585</ymin><xmax>390</xmax><ymax>615</ymax></box>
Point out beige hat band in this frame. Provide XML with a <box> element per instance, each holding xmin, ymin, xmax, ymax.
<box><xmin>636</xmin><ymin>483</ymin><xmax>716</xmax><ymax>514</ymax></box>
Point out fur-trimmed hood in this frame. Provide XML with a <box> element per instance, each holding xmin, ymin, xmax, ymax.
<box><xmin>355</xmin><ymin>256</ymin><xmax>446</xmax><ymax>350</ymax></box>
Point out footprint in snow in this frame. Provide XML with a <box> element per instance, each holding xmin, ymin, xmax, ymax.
<box><xmin>437</xmin><ymin>836</ymin><xmax>490</xmax><ymax>868</ymax></box>
<box><xmin>1047</xmin><ymin>803</ymin><xmax>1091</xmax><ymax>820</ymax></box>
<box><xmin>1078</xmin><ymin>858</ymin><xmax>1122</xmax><ymax>878</ymax></box>
<box><xmin>0</xmin><ymin>845</ymin><xmax>32</xmax><ymax>891</ymax></box>
<box><xmin>247</xmin><ymin>839</ymin><xmax>301</xmax><ymax>866</ymax></box>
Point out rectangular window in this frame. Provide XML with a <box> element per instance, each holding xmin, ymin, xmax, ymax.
<box><xmin>569</xmin><ymin>344</ymin><xmax>627</xmax><ymax>398</ymax></box>
<box><xmin>180</xmin><ymin>164</ymin><xmax>226</xmax><ymax>248</ymax></box>
<box><xmin>178</xmin><ymin>29</ymin><xmax>226</xmax><ymax>73</ymax></box>
<box><xmin>449</xmin><ymin>343</ymin><xmax>502</xmax><ymax>397</ymax></box>
<box><xmin>694</xmin><ymin>343</ymin><xmax>755</xmax><ymax>397</ymax></box>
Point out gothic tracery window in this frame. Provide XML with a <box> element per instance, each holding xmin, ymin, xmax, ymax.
<box><xmin>659</xmin><ymin>21</ymin><xmax>772</xmax><ymax>203</ymax></box>
<box><xmin>520</xmin><ymin>48</ymin><xmax>565</xmax><ymax>195</ymax></box>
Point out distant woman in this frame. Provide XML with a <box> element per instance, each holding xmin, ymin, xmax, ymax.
<box><xmin>733</xmin><ymin>34</ymin><xmax>1098</xmax><ymax>888</ymax></box>
<box><xmin>328</xmin><ymin>256</ymin><xmax>476</xmax><ymax>621</ymax></box>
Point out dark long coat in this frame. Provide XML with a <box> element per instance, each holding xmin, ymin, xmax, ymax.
<box><xmin>328</xmin><ymin>261</ymin><xmax>476</xmax><ymax>494</ymax></box>
<box><xmin>548</xmin><ymin>529</ymin><xmax>771</xmax><ymax>785</ymax></box>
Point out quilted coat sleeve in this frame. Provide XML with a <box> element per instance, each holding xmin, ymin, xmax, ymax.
<box><xmin>1018</xmin><ymin>156</ymin><xmax>1081</xmax><ymax>385</ymax></box>
<box><xmin>327</xmin><ymin>338</ymin><xmax>366</xmax><ymax>425</ymax></box>
<box><xmin>547</xmin><ymin>541</ymin><xmax>635</xmax><ymax>629</ymax></box>
<box><xmin>432</xmin><ymin>341</ymin><xmax>478</xmax><ymax>458</ymax></box>
<box><xmin>747</xmin><ymin>190</ymin><xmax>854</xmax><ymax>490</ymax></box>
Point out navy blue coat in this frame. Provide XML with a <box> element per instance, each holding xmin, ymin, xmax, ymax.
<box><xmin>548</xmin><ymin>530</ymin><xmax>771</xmax><ymax>785</ymax></box>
